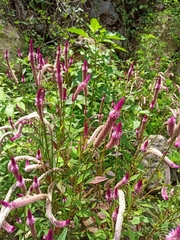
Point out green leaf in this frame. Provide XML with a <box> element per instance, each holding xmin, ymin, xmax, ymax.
<box><xmin>100</xmin><ymin>208</ymin><xmax>110</xmax><ymax>218</ymax></box>
<box><xmin>106</xmin><ymin>33</ymin><xmax>126</xmax><ymax>40</ymax></box>
<box><xmin>17</xmin><ymin>102</ymin><xmax>26</xmax><ymax>112</ymax></box>
<box><xmin>0</xmin><ymin>89</ymin><xmax>6</xmax><ymax>102</ymax></box>
<box><xmin>67</xmin><ymin>28</ymin><xmax>88</xmax><ymax>37</ymax></box>
<box><xmin>29</xmin><ymin>1</ymin><xmax>35</xmax><ymax>9</ymax></box>
<box><xmin>127</xmin><ymin>184</ymin><xmax>132</xmax><ymax>209</ymax></box>
<box><xmin>5</xmin><ymin>104</ymin><xmax>14</xmax><ymax>118</ymax></box>
<box><xmin>77</xmin><ymin>172</ymin><xmax>89</xmax><ymax>185</ymax></box>
<box><xmin>130</xmin><ymin>174</ymin><xmax>140</xmax><ymax>182</ymax></box>
<box><xmin>130</xmin><ymin>216</ymin><xmax>141</xmax><ymax>225</ymax></box>
<box><xmin>23</xmin><ymin>132</ymin><xmax>42</xmax><ymax>145</ymax></box>
<box><xmin>94</xmin><ymin>230</ymin><xmax>106</xmax><ymax>239</ymax></box>
<box><xmin>139</xmin><ymin>203</ymin><xmax>155</xmax><ymax>209</ymax></box>
<box><xmin>89</xmin><ymin>18</ymin><xmax>102</xmax><ymax>33</ymax></box>
<box><xmin>138</xmin><ymin>110</ymin><xmax>150</xmax><ymax>115</ymax></box>
<box><xmin>57</xmin><ymin>228</ymin><xmax>68</xmax><ymax>240</ymax></box>
<box><xmin>132</xmin><ymin>120</ymin><xmax>141</xmax><ymax>130</ymax></box>
<box><xmin>113</xmin><ymin>45</ymin><xmax>127</xmax><ymax>52</ymax></box>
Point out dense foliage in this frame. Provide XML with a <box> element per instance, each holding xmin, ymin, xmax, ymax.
<box><xmin>0</xmin><ymin>17</ymin><xmax>180</xmax><ymax>239</ymax></box>
<box><xmin>0</xmin><ymin>1</ymin><xmax>180</xmax><ymax>239</ymax></box>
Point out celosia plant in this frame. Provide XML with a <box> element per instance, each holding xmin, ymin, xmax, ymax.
<box><xmin>0</xmin><ymin>20</ymin><xmax>180</xmax><ymax>239</ymax></box>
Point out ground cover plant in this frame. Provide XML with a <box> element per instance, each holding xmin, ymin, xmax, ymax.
<box><xmin>0</xmin><ymin>18</ymin><xmax>180</xmax><ymax>240</ymax></box>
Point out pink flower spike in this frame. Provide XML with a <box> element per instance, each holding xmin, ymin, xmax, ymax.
<box><xmin>72</xmin><ymin>73</ymin><xmax>91</xmax><ymax>101</ymax></box>
<box><xmin>25</xmin><ymin>160</ymin><xmax>30</xmax><ymax>168</ymax></box>
<box><xmin>59</xmin><ymin>220</ymin><xmax>70</xmax><ymax>228</ymax></box>
<box><xmin>32</xmin><ymin>176</ymin><xmax>41</xmax><ymax>194</ymax></box>
<box><xmin>11</xmin><ymin>123</ymin><xmax>24</xmax><ymax>141</ymax></box>
<box><xmin>166</xmin><ymin>226</ymin><xmax>180</xmax><ymax>240</ymax></box>
<box><xmin>0</xmin><ymin>200</ymin><xmax>11</xmax><ymax>208</ymax></box>
<box><xmin>26</xmin><ymin>209</ymin><xmax>37</xmax><ymax>238</ymax></box>
<box><xmin>2</xmin><ymin>221</ymin><xmax>15</xmax><ymax>233</ymax></box>
<box><xmin>150</xmin><ymin>100</ymin><xmax>155</xmax><ymax>109</ymax></box>
<box><xmin>122</xmin><ymin>173</ymin><xmax>130</xmax><ymax>184</ymax></box>
<box><xmin>0</xmin><ymin>194</ymin><xmax>46</xmax><ymax>209</ymax></box>
<box><xmin>112</xmin><ymin>207</ymin><xmax>119</xmax><ymax>221</ymax></box>
<box><xmin>136</xmin><ymin>128</ymin><xmax>140</xmax><ymax>139</ymax></box>
<box><xmin>26</xmin><ymin>209</ymin><xmax>35</xmax><ymax>226</ymax></box>
<box><xmin>140</xmin><ymin>140</ymin><xmax>149</xmax><ymax>152</ymax></box>
<box><xmin>106</xmin><ymin>122</ymin><xmax>122</xmax><ymax>149</ymax></box>
<box><xmin>111</xmin><ymin>101</ymin><xmax>115</xmax><ymax>108</ymax></box>
<box><xmin>57</xmin><ymin>45</ymin><xmax>61</xmax><ymax>57</ymax></box>
<box><xmin>174</xmin><ymin>140</ymin><xmax>180</xmax><ymax>148</ymax></box>
<box><xmin>68</xmin><ymin>56</ymin><xmax>73</xmax><ymax>67</ymax></box>
<box><xmin>35</xmin><ymin>88</ymin><xmax>45</xmax><ymax>108</ymax></box>
<box><xmin>36</xmin><ymin>149</ymin><xmax>42</xmax><ymax>160</ymax></box>
<box><xmin>105</xmin><ymin>188</ymin><xmax>112</xmax><ymax>202</ymax></box>
<box><xmin>56</xmin><ymin>60</ymin><xmax>62</xmax><ymax>82</ymax></box>
<box><xmin>8</xmin><ymin>157</ymin><xmax>19</xmax><ymax>179</ymax></box>
<box><xmin>127</xmin><ymin>60</ymin><xmax>134</xmax><ymax>81</ymax></box>
<box><xmin>56</xmin><ymin>60</ymin><xmax>63</xmax><ymax>99</ymax></box>
<box><xmin>36</xmin><ymin>47</ymin><xmax>40</xmax><ymax>62</ymax></box>
<box><xmin>142</xmin><ymin>115</ymin><xmax>148</xmax><ymax>123</ymax></box>
<box><xmin>29</xmin><ymin>39</ymin><xmax>34</xmax><ymax>63</ymax></box>
<box><xmin>134</xmin><ymin>180</ymin><xmax>143</xmax><ymax>194</ymax></box>
<box><xmin>21</xmin><ymin>75</ymin><xmax>25</xmax><ymax>83</ymax></box>
<box><xmin>82</xmin><ymin>59</ymin><xmax>88</xmax><ymax>81</ymax></box>
<box><xmin>64</xmin><ymin>40</ymin><xmax>68</xmax><ymax>54</ymax></box>
<box><xmin>17</xmin><ymin>49</ymin><xmax>23</xmax><ymax>58</ymax></box>
<box><xmin>150</xmin><ymin>78</ymin><xmax>161</xmax><ymax>109</ymax></box>
<box><xmin>172</xmin><ymin>120</ymin><xmax>180</xmax><ymax>139</ymax></box>
<box><xmin>84</xmin><ymin>121</ymin><xmax>88</xmax><ymax>137</ymax></box>
<box><xmin>93</xmin><ymin>98</ymin><xmax>125</xmax><ymax>148</ymax></box>
<box><xmin>6</xmin><ymin>69</ymin><xmax>11</xmax><ymax>79</ymax></box>
<box><xmin>161</xmin><ymin>186</ymin><xmax>169</xmax><ymax>200</ymax></box>
<box><xmin>167</xmin><ymin>116</ymin><xmax>176</xmax><ymax>137</ymax></box>
<box><xmin>155</xmin><ymin>77</ymin><xmax>161</xmax><ymax>90</ymax></box>
<box><xmin>84</xmin><ymin>73</ymin><xmax>91</xmax><ymax>84</ymax></box>
<box><xmin>38</xmin><ymin>53</ymin><xmax>43</xmax><ymax>70</ymax></box>
<box><xmin>61</xmin><ymin>87</ymin><xmax>67</xmax><ymax>100</ymax></box>
<box><xmin>115</xmin><ymin>173</ymin><xmax>129</xmax><ymax>189</ymax></box>
<box><xmin>4</xmin><ymin>50</ymin><xmax>9</xmax><ymax>61</ymax></box>
<box><xmin>114</xmin><ymin>98</ymin><xmax>125</xmax><ymax>112</ymax></box>
<box><xmin>113</xmin><ymin>187</ymin><xmax>118</xmax><ymax>199</ymax></box>
<box><xmin>46</xmin><ymin>229</ymin><xmax>54</xmax><ymax>240</ymax></box>
<box><xmin>82</xmin><ymin>59</ymin><xmax>88</xmax><ymax>71</ymax></box>
<box><xmin>16</xmin><ymin>218</ymin><xmax>22</xmax><ymax>223</ymax></box>
<box><xmin>17</xmin><ymin>174</ymin><xmax>26</xmax><ymax>192</ymax></box>
<box><xmin>109</xmin><ymin>98</ymin><xmax>125</xmax><ymax>120</ymax></box>
<box><xmin>16</xmin><ymin>193</ymin><xmax>23</xmax><ymax>197</ymax></box>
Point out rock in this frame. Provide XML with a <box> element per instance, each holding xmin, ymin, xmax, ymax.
<box><xmin>142</xmin><ymin>135</ymin><xmax>180</xmax><ymax>191</ymax></box>
<box><xmin>0</xmin><ymin>19</ymin><xmax>24</xmax><ymax>72</ymax></box>
<box><xmin>88</xmin><ymin>0</ymin><xmax>119</xmax><ymax>26</ymax></box>
<box><xmin>35</xmin><ymin>24</ymin><xmax>45</xmax><ymax>34</ymax></box>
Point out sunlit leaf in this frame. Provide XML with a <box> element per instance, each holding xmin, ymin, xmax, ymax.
<box><xmin>57</xmin><ymin>228</ymin><xmax>68</xmax><ymax>240</ymax></box>
<box><xmin>0</xmin><ymin>88</ymin><xmax>5</xmax><ymax>102</ymax></box>
<box><xmin>5</xmin><ymin>104</ymin><xmax>14</xmax><ymax>118</ymax></box>
<box><xmin>89</xmin><ymin>18</ymin><xmax>102</xmax><ymax>33</ymax></box>
<box><xmin>67</xmin><ymin>27</ymin><xmax>89</xmax><ymax>37</ymax></box>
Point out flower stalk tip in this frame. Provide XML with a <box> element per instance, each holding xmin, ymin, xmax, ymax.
<box><xmin>93</xmin><ymin>98</ymin><xmax>125</xmax><ymax>148</ymax></box>
<box><xmin>166</xmin><ymin>226</ymin><xmax>180</xmax><ymax>240</ymax></box>
<box><xmin>134</xmin><ymin>180</ymin><xmax>143</xmax><ymax>194</ymax></box>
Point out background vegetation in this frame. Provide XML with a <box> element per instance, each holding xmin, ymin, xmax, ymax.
<box><xmin>0</xmin><ymin>0</ymin><xmax>180</xmax><ymax>239</ymax></box>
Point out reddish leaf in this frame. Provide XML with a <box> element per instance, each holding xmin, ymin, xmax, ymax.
<box><xmin>89</xmin><ymin>176</ymin><xmax>108</xmax><ymax>184</ymax></box>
